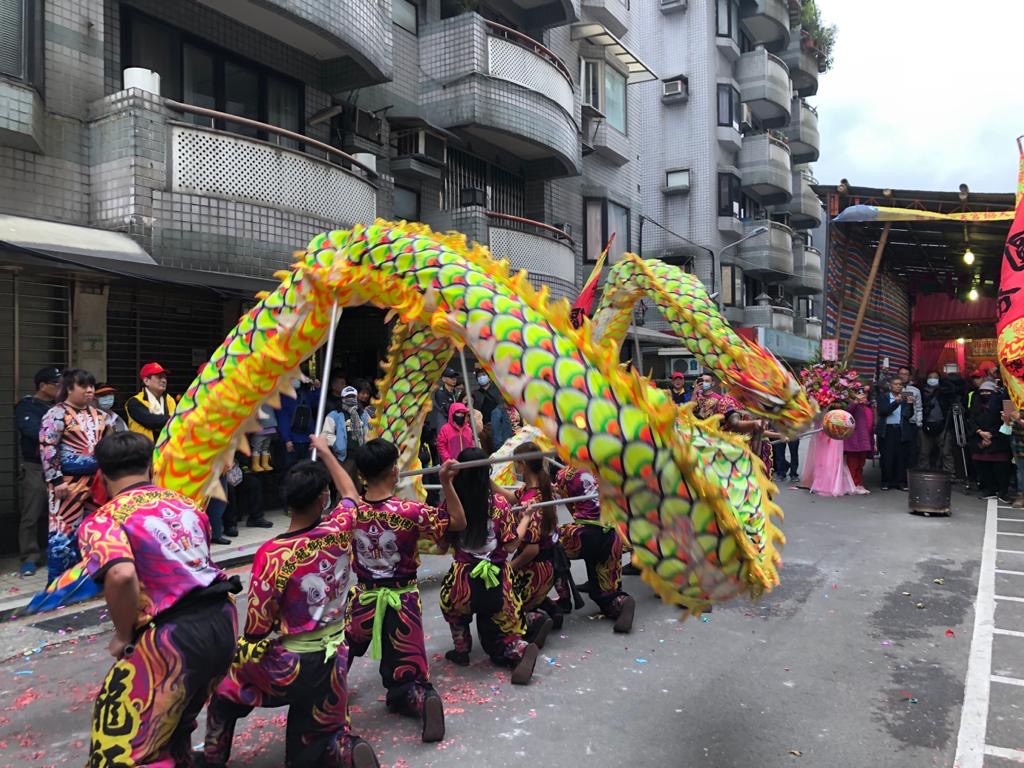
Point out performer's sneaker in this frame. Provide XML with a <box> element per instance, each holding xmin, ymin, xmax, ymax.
<box><xmin>444</xmin><ymin>649</ymin><xmax>470</xmax><ymax>667</ymax></box>
<box><xmin>421</xmin><ymin>690</ymin><xmax>445</xmax><ymax>743</ymax></box>
<box><xmin>510</xmin><ymin>642</ymin><xmax>539</xmax><ymax>685</ymax></box>
<box><xmin>550</xmin><ymin>612</ymin><xmax>564</xmax><ymax>631</ymax></box>
<box><xmin>613</xmin><ymin>596</ymin><xmax>636</xmax><ymax>633</ymax></box>
<box><xmin>350</xmin><ymin>737</ymin><xmax>380</xmax><ymax>768</ymax></box>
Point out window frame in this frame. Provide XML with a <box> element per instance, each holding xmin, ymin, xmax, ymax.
<box><xmin>393</xmin><ymin>184</ymin><xmax>421</xmax><ymax>221</ymax></box>
<box><xmin>0</xmin><ymin>0</ymin><xmax>44</xmax><ymax>89</ymax></box>
<box><xmin>584</xmin><ymin>197</ymin><xmax>631</xmax><ymax>263</ymax></box>
<box><xmin>721</xmin><ymin>264</ymin><xmax>744</xmax><ymax>307</ymax></box>
<box><xmin>716</xmin><ymin>83</ymin><xmax>741</xmax><ymax>130</ymax></box>
<box><xmin>393</xmin><ymin>0</ymin><xmax>418</xmax><ymax>35</ymax></box>
<box><xmin>580</xmin><ymin>57</ymin><xmax>629</xmax><ymax>134</ymax></box>
<box><xmin>716</xmin><ymin>0</ymin><xmax>739</xmax><ymax>41</ymax></box>
<box><xmin>121</xmin><ymin>7</ymin><xmax>306</xmax><ymax>146</ymax></box>
<box><xmin>717</xmin><ymin>172</ymin><xmax>742</xmax><ymax>218</ymax></box>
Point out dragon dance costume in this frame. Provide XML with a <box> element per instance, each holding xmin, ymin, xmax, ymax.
<box><xmin>204</xmin><ymin>498</ymin><xmax>362</xmax><ymax>768</ymax></box>
<box><xmin>439</xmin><ymin>493</ymin><xmax>531</xmax><ymax>668</ymax></box>
<box><xmin>512</xmin><ymin>486</ymin><xmax>559</xmax><ymax>633</ymax></box>
<box><xmin>554</xmin><ymin>467</ymin><xmax>632</xmax><ymax>629</ymax></box>
<box><xmin>80</xmin><ymin>484</ymin><xmax>237</xmax><ymax>767</ymax></box>
<box><xmin>40</xmin><ymin>402</ymin><xmax>108</xmax><ymax>582</ymax></box>
<box><xmin>344</xmin><ymin>496</ymin><xmax>447</xmax><ymax>728</ymax></box>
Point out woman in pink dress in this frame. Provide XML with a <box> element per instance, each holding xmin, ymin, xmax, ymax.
<box><xmin>843</xmin><ymin>392</ymin><xmax>875</xmax><ymax>494</ymax></box>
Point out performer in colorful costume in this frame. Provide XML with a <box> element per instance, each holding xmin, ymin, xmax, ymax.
<box><xmin>202</xmin><ymin>437</ymin><xmax>378</xmax><ymax>768</ymax></box>
<box><xmin>554</xmin><ymin>465</ymin><xmax>635</xmax><ymax>633</ymax></box>
<box><xmin>40</xmin><ymin>368</ymin><xmax>109</xmax><ymax>583</ymax></box>
<box><xmin>345</xmin><ymin>438</ymin><xmax>465</xmax><ymax>743</ymax></box>
<box><xmin>81</xmin><ymin>432</ymin><xmax>240</xmax><ymax>767</ymax></box>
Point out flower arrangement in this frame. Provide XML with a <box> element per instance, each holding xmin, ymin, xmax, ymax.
<box><xmin>799</xmin><ymin>362</ymin><xmax>864</xmax><ymax>410</ymax></box>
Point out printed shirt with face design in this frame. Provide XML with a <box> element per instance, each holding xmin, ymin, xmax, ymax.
<box><xmin>449</xmin><ymin>493</ymin><xmax>517</xmax><ymax>565</ymax></box>
<box><xmin>517</xmin><ymin>487</ymin><xmax>557</xmax><ymax>550</ymax></box>
<box><xmin>555</xmin><ymin>467</ymin><xmax>601</xmax><ymax>521</ymax></box>
<box><xmin>78</xmin><ymin>484</ymin><xmax>224</xmax><ymax>628</ymax></box>
<box><xmin>245</xmin><ymin>498</ymin><xmax>355</xmax><ymax>638</ymax></box>
<box><xmin>349</xmin><ymin>497</ymin><xmax>449</xmax><ymax>582</ymax></box>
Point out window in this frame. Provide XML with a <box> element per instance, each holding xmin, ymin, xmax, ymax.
<box><xmin>721</xmin><ymin>265</ymin><xmax>744</xmax><ymax>307</ymax></box>
<box><xmin>393</xmin><ymin>0</ymin><xmax>417</xmax><ymax>34</ymax></box>
<box><xmin>604</xmin><ymin>66</ymin><xmax>627</xmax><ymax>132</ymax></box>
<box><xmin>663</xmin><ymin>169</ymin><xmax>690</xmax><ymax>196</ymax></box>
<box><xmin>716</xmin><ymin>0</ymin><xmax>738</xmax><ymax>41</ymax></box>
<box><xmin>716</xmin><ymin>84</ymin><xmax>741</xmax><ymax>130</ymax></box>
<box><xmin>584</xmin><ymin>198</ymin><xmax>631</xmax><ymax>262</ymax></box>
<box><xmin>718</xmin><ymin>173</ymin><xmax>742</xmax><ymax>218</ymax></box>
<box><xmin>582</xmin><ymin>59</ymin><xmax>628</xmax><ymax>134</ymax></box>
<box><xmin>0</xmin><ymin>0</ymin><xmax>42</xmax><ymax>86</ymax></box>
<box><xmin>394</xmin><ymin>185</ymin><xmax>420</xmax><ymax>221</ymax></box>
<box><xmin>122</xmin><ymin>10</ymin><xmax>303</xmax><ymax>145</ymax></box>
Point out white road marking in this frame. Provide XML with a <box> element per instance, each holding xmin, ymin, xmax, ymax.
<box><xmin>995</xmin><ymin>569</ymin><xmax>1024</xmax><ymax>576</ymax></box>
<box><xmin>954</xmin><ymin>500</ymin><xmax>998</xmax><ymax>768</ymax></box>
<box><xmin>996</xmin><ymin>548</ymin><xmax>1024</xmax><ymax>555</ymax></box>
<box><xmin>993</xmin><ymin>628</ymin><xmax>1024</xmax><ymax>639</ymax></box>
<box><xmin>997</xmin><ymin>517</ymin><xmax>1024</xmax><ymax>522</ymax></box>
<box><xmin>995</xmin><ymin>595</ymin><xmax>1024</xmax><ymax>603</ymax></box>
<box><xmin>991</xmin><ymin>674</ymin><xmax>1024</xmax><ymax>688</ymax></box>
<box><xmin>984</xmin><ymin>744</ymin><xmax>1024</xmax><ymax>763</ymax></box>
<box><xmin>997</xmin><ymin>531</ymin><xmax>1024</xmax><ymax>537</ymax></box>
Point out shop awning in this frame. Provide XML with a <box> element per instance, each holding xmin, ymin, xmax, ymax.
<box><xmin>570</xmin><ymin>23</ymin><xmax>658</xmax><ymax>84</ymax></box>
<box><xmin>0</xmin><ymin>214</ymin><xmax>277</xmax><ymax>296</ymax></box>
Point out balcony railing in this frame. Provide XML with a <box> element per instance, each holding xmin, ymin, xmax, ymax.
<box><xmin>738</xmin><ymin>219</ymin><xmax>794</xmax><ymax>279</ymax></box>
<box><xmin>780</xmin><ymin>97</ymin><xmax>820</xmax><ymax>164</ymax></box>
<box><xmin>487</xmin><ymin>211</ymin><xmax>576</xmax><ymax>286</ymax></box>
<box><xmin>780</xmin><ymin>30</ymin><xmax>820</xmax><ymax>97</ymax></box>
<box><xmin>739</xmin><ymin>132</ymin><xmax>793</xmax><ymax>204</ymax></box>
<box><xmin>485</xmin><ymin>21</ymin><xmax>574</xmax><ymax>86</ymax></box>
<box><xmin>737</xmin><ymin>48</ymin><xmax>792</xmax><ymax>127</ymax></box>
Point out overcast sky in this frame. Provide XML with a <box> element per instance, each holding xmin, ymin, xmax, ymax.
<box><xmin>812</xmin><ymin>0</ymin><xmax>1024</xmax><ymax>194</ymax></box>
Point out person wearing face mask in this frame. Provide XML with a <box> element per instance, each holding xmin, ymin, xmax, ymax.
<box><xmin>93</xmin><ymin>384</ymin><xmax>128</xmax><ymax>434</ymax></box>
<box><xmin>919</xmin><ymin>371</ymin><xmax>956</xmax><ymax>473</ymax></box>
<box><xmin>322</xmin><ymin>386</ymin><xmax>371</xmax><ymax>484</ymax></box>
<box><xmin>437</xmin><ymin>402</ymin><xmax>475</xmax><ymax>462</ymax></box>
<box><xmin>967</xmin><ymin>380</ymin><xmax>1013</xmax><ymax>502</ymax></box>
<box><xmin>471</xmin><ymin>368</ymin><xmax>500</xmax><ymax>423</ymax></box>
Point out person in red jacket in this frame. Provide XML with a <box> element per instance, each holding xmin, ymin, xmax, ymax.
<box><xmin>437</xmin><ymin>402</ymin><xmax>475</xmax><ymax>462</ymax></box>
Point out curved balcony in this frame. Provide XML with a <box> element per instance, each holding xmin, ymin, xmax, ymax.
<box><xmin>780</xmin><ymin>98</ymin><xmax>819</xmax><ymax>163</ymax></box>
<box><xmin>777</xmin><ymin>171</ymin><xmax>823</xmax><ymax>230</ymax></box>
<box><xmin>488</xmin><ymin>0</ymin><xmax>579</xmax><ymax>30</ymax></box>
<box><xmin>739</xmin><ymin>133</ymin><xmax>792</xmax><ymax>204</ymax></box>
<box><xmin>794</xmin><ymin>316</ymin><xmax>823</xmax><ymax>340</ymax></box>
<box><xmin>738</xmin><ymin>220</ymin><xmax>793</xmax><ymax>281</ymax></box>
<box><xmin>487</xmin><ymin>212</ymin><xmax>577</xmax><ymax>297</ymax></box>
<box><xmin>788</xmin><ymin>244</ymin><xmax>823</xmax><ymax>295</ymax></box>
<box><xmin>780</xmin><ymin>31</ymin><xmax>819</xmax><ymax>97</ymax></box>
<box><xmin>87</xmin><ymin>90</ymin><xmax>377</xmax><ymax>277</ymax></box>
<box><xmin>421</xmin><ymin>15</ymin><xmax>581</xmax><ymax>178</ymax></box>
<box><xmin>739</xmin><ymin>0</ymin><xmax>790</xmax><ymax>52</ymax></box>
<box><xmin>582</xmin><ymin>0</ymin><xmax>629</xmax><ymax>37</ymax></box>
<box><xmin>194</xmin><ymin>0</ymin><xmax>390</xmax><ymax>87</ymax></box>
<box><xmin>744</xmin><ymin>303</ymin><xmax>794</xmax><ymax>333</ymax></box>
<box><xmin>737</xmin><ymin>48</ymin><xmax>792</xmax><ymax>127</ymax></box>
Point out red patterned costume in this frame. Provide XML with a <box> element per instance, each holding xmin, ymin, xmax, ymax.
<box><xmin>203</xmin><ymin>498</ymin><xmax>360</xmax><ymax>768</ymax></box>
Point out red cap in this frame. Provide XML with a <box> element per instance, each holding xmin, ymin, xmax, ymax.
<box><xmin>970</xmin><ymin>369</ymin><xmax>984</xmax><ymax>378</ymax></box>
<box><xmin>671</xmin><ymin>371</ymin><xmax>685</xmax><ymax>379</ymax></box>
<box><xmin>140</xmin><ymin>362</ymin><xmax>170</xmax><ymax>379</ymax></box>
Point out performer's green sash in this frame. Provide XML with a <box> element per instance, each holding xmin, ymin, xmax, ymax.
<box><xmin>280</xmin><ymin>621</ymin><xmax>347</xmax><ymax>662</ymax></box>
<box><xmin>469</xmin><ymin>559</ymin><xmax>501</xmax><ymax>589</ymax></box>
<box><xmin>357</xmin><ymin>583</ymin><xmax>418</xmax><ymax>660</ymax></box>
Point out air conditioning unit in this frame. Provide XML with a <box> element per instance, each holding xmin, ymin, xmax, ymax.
<box><xmin>739</xmin><ymin>104</ymin><xmax>753</xmax><ymax>131</ymax></box>
<box><xmin>662</xmin><ymin>78</ymin><xmax>688</xmax><ymax>99</ymax></box>
<box><xmin>659</xmin><ymin>0</ymin><xmax>688</xmax><ymax>11</ymax></box>
<box><xmin>581</xmin><ymin>114</ymin><xmax>597</xmax><ymax>155</ymax></box>
<box><xmin>393</xmin><ymin>128</ymin><xmax>447</xmax><ymax>166</ymax></box>
<box><xmin>333</xmin><ymin>108</ymin><xmax>385</xmax><ymax>156</ymax></box>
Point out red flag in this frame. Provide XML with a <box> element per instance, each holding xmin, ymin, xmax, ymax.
<box><xmin>996</xmin><ymin>149</ymin><xmax>1024</xmax><ymax>335</ymax></box>
<box><xmin>570</xmin><ymin>234</ymin><xmax>615</xmax><ymax>329</ymax></box>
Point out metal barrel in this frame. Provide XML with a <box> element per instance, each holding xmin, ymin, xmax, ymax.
<box><xmin>907</xmin><ymin>470</ymin><xmax>952</xmax><ymax>516</ymax></box>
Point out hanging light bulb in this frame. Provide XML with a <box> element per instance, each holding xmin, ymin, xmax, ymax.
<box><xmin>963</xmin><ymin>248</ymin><xmax>975</xmax><ymax>265</ymax></box>
<box><xmin>957</xmin><ymin>337</ymin><xmax>966</xmax><ymax>344</ymax></box>
<box><xmin>968</xmin><ymin>287</ymin><xmax>979</xmax><ymax>301</ymax></box>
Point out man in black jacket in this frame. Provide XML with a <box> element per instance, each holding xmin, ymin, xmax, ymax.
<box><xmin>920</xmin><ymin>370</ymin><xmax>957</xmax><ymax>473</ymax></box>
<box><xmin>876</xmin><ymin>379</ymin><xmax>915</xmax><ymax>491</ymax></box>
<box><xmin>14</xmin><ymin>366</ymin><xmax>61</xmax><ymax>576</ymax></box>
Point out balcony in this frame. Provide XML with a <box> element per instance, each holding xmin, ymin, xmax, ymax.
<box><xmin>778</xmin><ymin>170</ymin><xmax>823</xmax><ymax>230</ymax></box>
<box><xmin>739</xmin><ymin>0</ymin><xmax>790</xmax><ymax>51</ymax></box>
<box><xmin>744</xmin><ymin>303</ymin><xmax>794</xmax><ymax>333</ymax></box>
<box><xmin>788</xmin><ymin>244</ymin><xmax>823</xmax><ymax>295</ymax></box>
<box><xmin>194</xmin><ymin>0</ymin><xmax>391</xmax><ymax>88</ymax></box>
<box><xmin>737</xmin><ymin>48</ymin><xmax>792</xmax><ymax>127</ymax></box>
<box><xmin>780</xmin><ymin>32</ymin><xmax>819</xmax><ymax>97</ymax></box>
<box><xmin>87</xmin><ymin>90</ymin><xmax>377</xmax><ymax>276</ymax></box>
<box><xmin>794</xmin><ymin>316</ymin><xmax>822</xmax><ymax>340</ymax></box>
<box><xmin>487</xmin><ymin>212</ymin><xmax>577</xmax><ymax>297</ymax></box>
<box><xmin>420</xmin><ymin>14</ymin><xmax>581</xmax><ymax>178</ymax></box>
<box><xmin>780</xmin><ymin>98</ymin><xmax>819</xmax><ymax>163</ymax></box>
<box><xmin>739</xmin><ymin>133</ymin><xmax>792</xmax><ymax>204</ymax></box>
<box><xmin>582</xmin><ymin>0</ymin><xmax>630</xmax><ymax>37</ymax></box>
<box><xmin>737</xmin><ymin>220</ymin><xmax>794</xmax><ymax>281</ymax></box>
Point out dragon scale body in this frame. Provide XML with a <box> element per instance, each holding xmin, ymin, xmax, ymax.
<box><xmin>154</xmin><ymin>221</ymin><xmax>814</xmax><ymax>611</ymax></box>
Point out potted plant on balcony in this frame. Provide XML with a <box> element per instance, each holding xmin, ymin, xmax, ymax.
<box><xmin>799</xmin><ymin>0</ymin><xmax>836</xmax><ymax>73</ymax></box>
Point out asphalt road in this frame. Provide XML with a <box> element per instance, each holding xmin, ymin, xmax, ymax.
<box><xmin>0</xmin><ymin>471</ymin><xmax>1009</xmax><ymax>768</ymax></box>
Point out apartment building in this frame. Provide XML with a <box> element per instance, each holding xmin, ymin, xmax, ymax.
<box><xmin>635</xmin><ymin>0</ymin><xmax>828</xmax><ymax>370</ymax></box>
<box><xmin>0</xmin><ymin>0</ymin><xmax>658</xmax><ymax>547</ymax></box>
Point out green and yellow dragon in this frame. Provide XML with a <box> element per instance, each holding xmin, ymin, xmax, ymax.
<box><xmin>154</xmin><ymin>221</ymin><xmax>816</xmax><ymax>612</ymax></box>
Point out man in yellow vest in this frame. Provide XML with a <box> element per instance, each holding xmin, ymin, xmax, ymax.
<box><xmin>125</xmin><ymin>362</ymin><xmax>176</xmax><ymax>442</ymax></box>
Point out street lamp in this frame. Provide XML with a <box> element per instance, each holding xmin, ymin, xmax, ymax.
<box><xmin>712</xmin><ymin>225</ymin><xmax>770</xmax><ymax>308</ymax></box>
